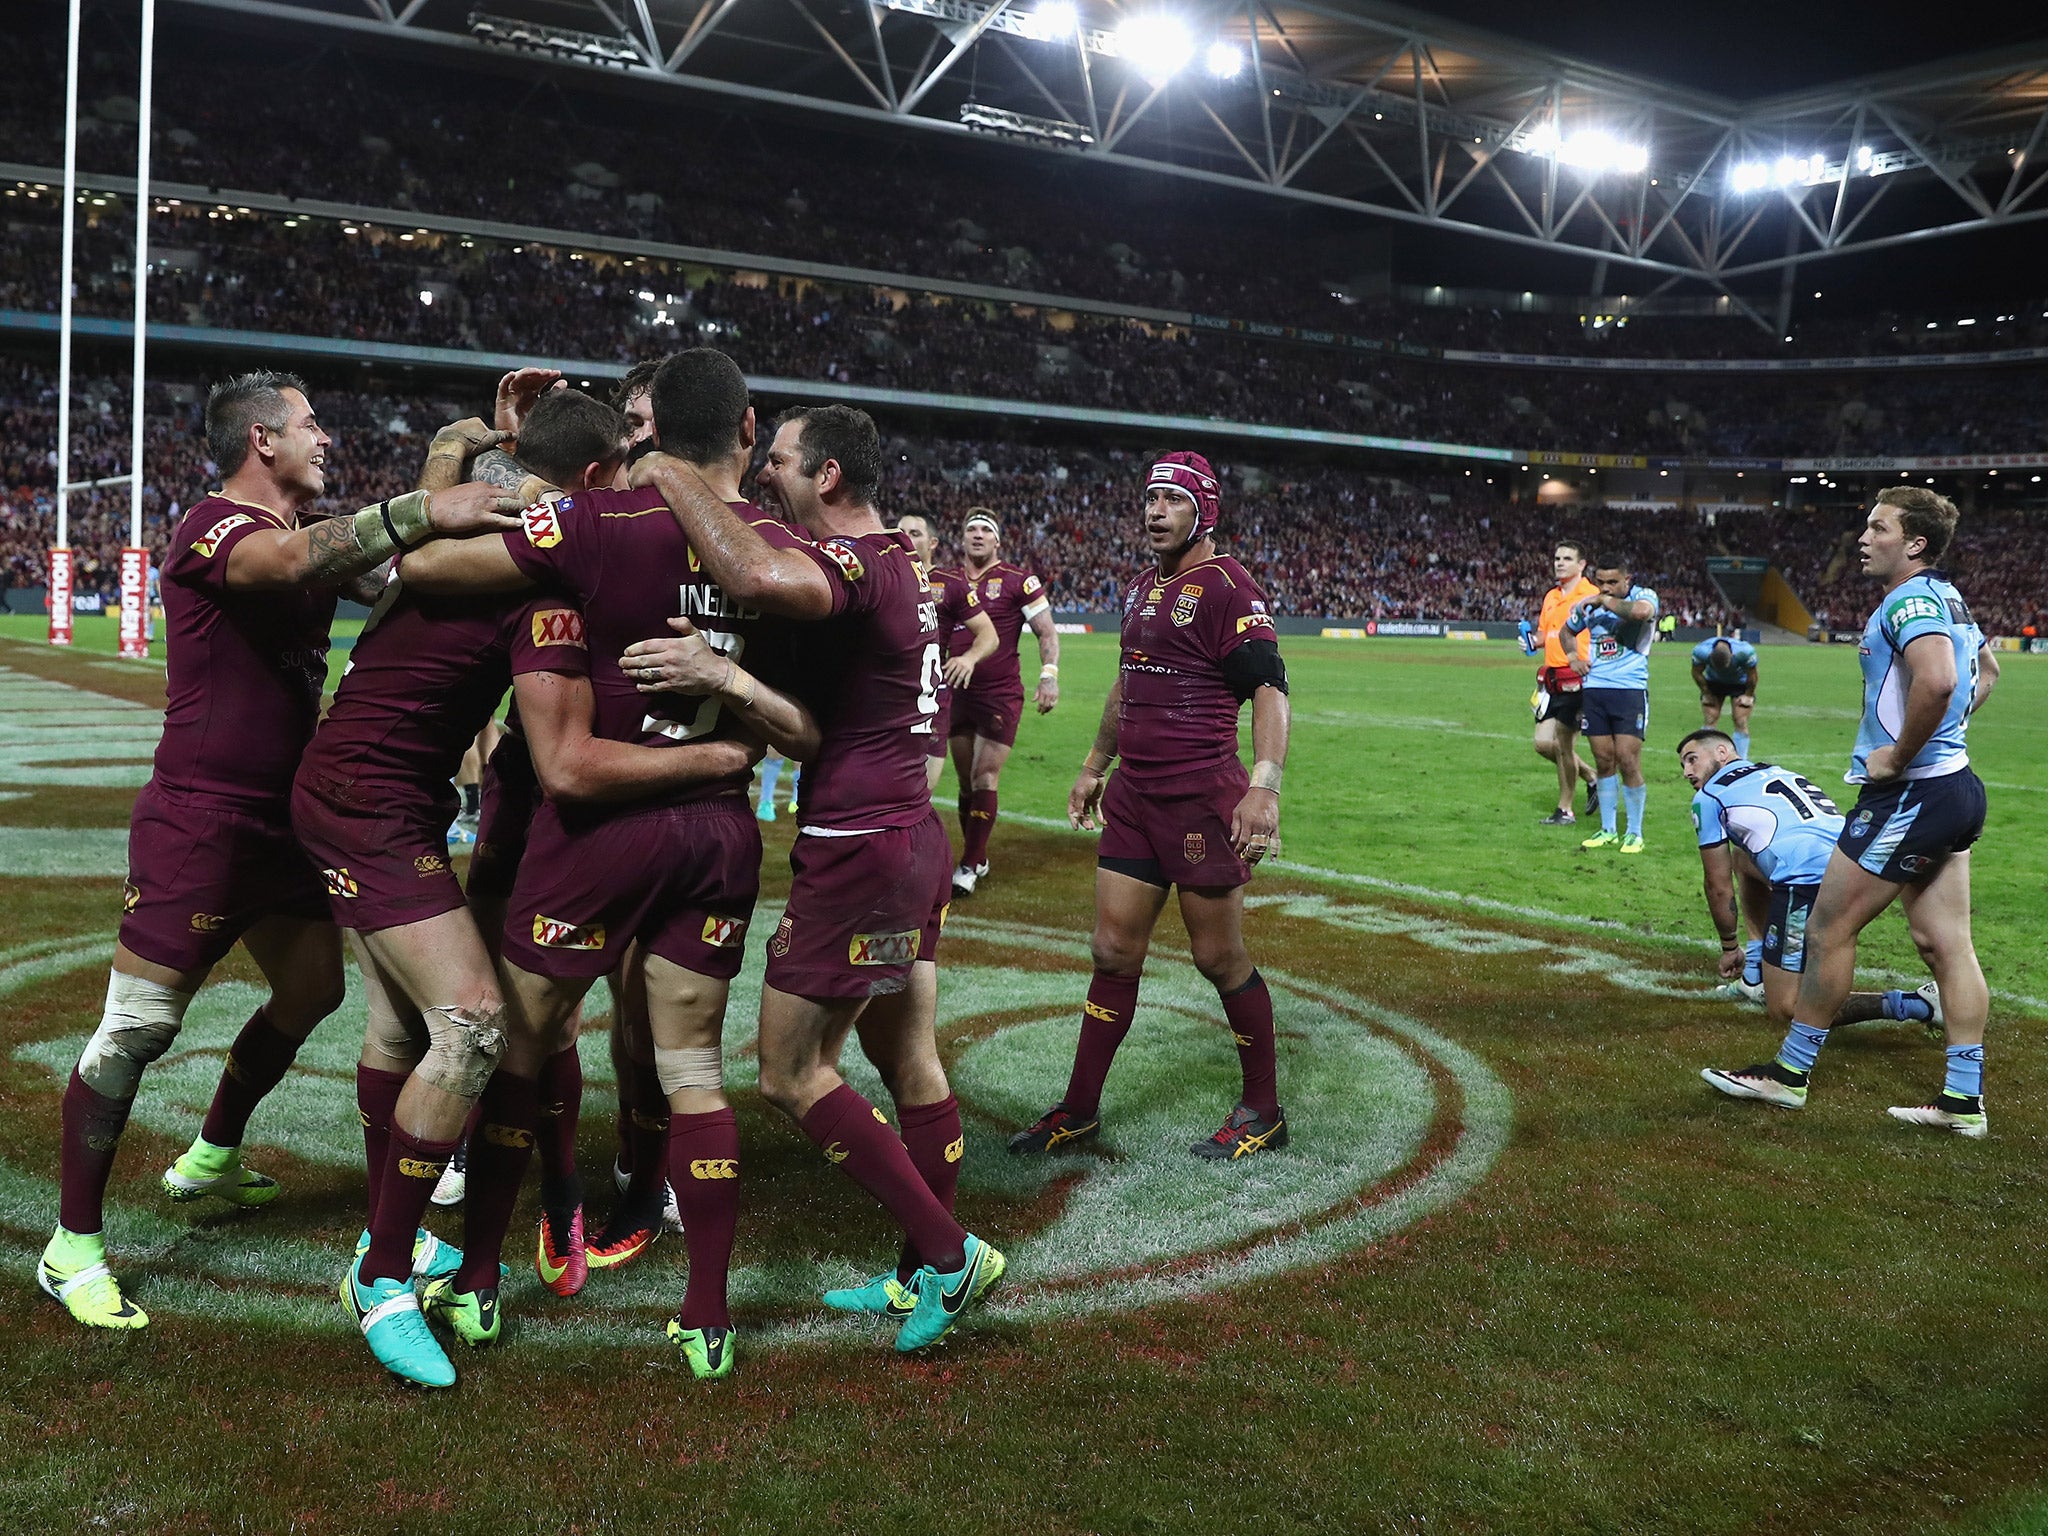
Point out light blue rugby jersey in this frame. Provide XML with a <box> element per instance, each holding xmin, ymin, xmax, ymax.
<box><xmin>1691</xmin><ymin>759</ymin><xmax>1844</xmax><ymax>886</ymax></box>
<box><xmin>1691</xmin><ymin>637</ymin><xmax>1757</xmax><ymax>681</ymax></box>
<box><xmin>1851</xmin><ymin>572</ymin><xmax>1982</xmax><ymax>783</ymax></box>
<box><xmin>1568</xmin><ymin>586</ymin><xmax>1660</xmax><ymax>689</ymax></box>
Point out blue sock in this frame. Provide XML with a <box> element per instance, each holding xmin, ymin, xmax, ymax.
<box><xmin>1622</xmin><ymin>783</ymin><xmax>1646</xmax><ymax>837</ymax></box>
<box><xmin>1732</xmin><ymin>730</ymin><xmax>1750</xmax><ymax>757</ymax></box>
<box><xmin>1743</xmin><ymin>941</ymin><xmax>1764</xmax><ymax>987</ymax></box>
<box><xmin>1597</xmin><ymin>775</ymin><xmax>1620</xmax><ymax>835</ymax></box>
<box><xmin>1776</xmin><ymin>1020</ymin><xmax>1828</xmax><ymax>1076</ymax></box>
<box><xmin>758</xmin><ymin>756</ymin><xmax>783</xmax><ymax>805</ymax></box>
<box><xmin>1881</xmin><ymin>988</ymin><xmax>1935</xmax><ymax>1023</ymax></box>
<box><xmin>1943</xmin><ymin>1044</ymin><xmax>1983</xmax><ymax>1101</ymax></box>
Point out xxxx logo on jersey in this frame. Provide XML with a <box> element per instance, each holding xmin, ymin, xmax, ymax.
<box><xmin>521</xmin><ymin>501</ymin><xmax>564</xmax><ymax>549</ymax></box>
<box><xmin>533</xmin><ymin>914</ymin><xmax>606</xmax><ymax>950</ymax></box>
<box><xmin>324</xmin><ymin>868</ymin><xmax>359</xmax><ymax>898</ymax></box>
<box><xmin>700</xmin><ymin>914</ymin><xmax>748</xmax><ymax>949</ymax></box>
<box><xmin>849</xmin><ymin>930</ymin><xmax>920</xmax><ymax>966</ymax></box>
<box><xmin>531</xmin><ymin>608</ymin><xmax>585</xmax><ymax>648</ymax></box>
<box><xmin>191</xmin><ymin>512</ymin><xmax>254</xmax><ymax>559</ymax></box>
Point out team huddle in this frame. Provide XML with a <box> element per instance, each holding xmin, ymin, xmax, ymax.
<box><xmin>34</xmin><ymin>351</ymin><xmax>1295</xmax><ymax>1389</ymax></box>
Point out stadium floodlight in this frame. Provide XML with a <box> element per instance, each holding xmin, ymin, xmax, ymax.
<box><xmin>1027</xmin><ymin>1</ymin><xmax>1078</xmax><ymax>40</ymax></box>
<box><xmin>1523</xmin><ymin>121</ymin><xmax>1560</xmax><ymax>156</ymax></box>
<box><xmin>1553</xmin><ymin>129</ymin><xmax>1649</xmax><ymax>175</ymax></box>
<box><xmin>1855</xmin><ymin>144</ymin><xmax>1874</xmax><ymax>172</ymax></box>
<box><xmin>418</xmin><ymin>289</ymin><xmax>434</xmax><ymax>306</ymax></box>
<box><xmin>1729</xmin><ymin>161</ymin><xmax>1769</xmax><ymax>193</ymax></box>
<box><xmin>1114</xmin><ymin>14</ymin><xmax>1194</xmax><ymax>82</ymax></box>
<box><xmin>1205</xmin><ymin>42</ymin><xmax>1243</xmax><ymax>79</ymax></box>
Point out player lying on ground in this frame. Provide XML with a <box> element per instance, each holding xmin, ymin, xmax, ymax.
<box><xmin>1702</xmin><ymin>488</ymin><xmax>2001</xmax><ymax>1136</ymax></box>
<box><xmin>1691</xmin><ymin>637</ymin><xmax>1760</xmax><ymax>757</ymax></box>
<box><xmin>895</xmin><ymin>511</ymin><xmax>998</xmax><ymax>795</ymax></box>
<box><xmin>1011</xmin><ymin>452</ymin><xmax>1292</xmax><ymax>1162</ymax></box>
<box><xmin>633</xmin><ymin>390</ymin><xmax>1005</xmax><ymax>1353</ymax></box>
<box><xmin>1565</xmin><ymin>557</ymin><xmax>1659</xmax><ymax>853</ymax></box>
<box><xmin>1523</xmin><ymin>539</ymin><xmax>1600</xmax><ymax>825</ymax></box>
<box><xmin>37</xmin><ymin>373</ymin><xmax>522</xmax><ymax>1333</ymax></box>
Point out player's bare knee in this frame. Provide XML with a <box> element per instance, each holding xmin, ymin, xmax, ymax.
<box><xmin>1090</xmin><ymin>933</ymin><xmax>1146</xmax><ymax>974</ymax></box>
<box><xmin>1193</xmin><ymin>945</ymin><xmax>1250</xmax><ymax>990</ymax></box>
<box><xmin>78</xmin><ymin>971</ymin><xmax>196</xmax><ymax>1099</ymax></box>
<box><xmin>417</xmin><ymin>1003</ymin><xmax>508</xmax><ymax>1098</ymax></box>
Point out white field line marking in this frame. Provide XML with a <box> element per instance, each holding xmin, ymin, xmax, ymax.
<box><xmin>1001</xmin><ymin>809</ymin><xmax>2048</xmax><ymax>1015</ymax></box>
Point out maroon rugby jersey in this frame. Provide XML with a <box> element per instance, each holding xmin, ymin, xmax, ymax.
<box><xmin>152</xmin><ymin>493</ymin><xmax>336</xmax><ymax>817</ymax></box>
<box><xmin>945</xmin><ymin>559</ymin><xmax>1048</xmax><ymax>698</ymax></box>
<box><xmin>499</xmin><ymin>488</ymin><xmax>797</xmax><ymax>807</ymax></box>
<box><xmin>927</xmin><ymin>565</ymin><xmax>980</xmax><ymax>710</ymax></box>
<box><xmin>786</xmin><ymin>529</ymin><xmax>940</xmax><ymax>831</ymax></box>
<box><xmin>1116</xmin><ymin>555</ymin><xmax>1276</xmax><ymax>784</ymax></box>
<box><xmin>298</xmin><ymin>579</ymin><xmax>583</xmax><ymax>813</ymax></box>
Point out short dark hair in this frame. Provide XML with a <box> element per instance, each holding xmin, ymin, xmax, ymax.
<box><xmin>1593</xmin><ymin>555</ymin><xmax>1631</xmax><ymax>576</ymax></box>
<box><xmin>613</xmin><ymin>359</ymin><xmax>661</xmax><ymax>411</ymax></box>
<box><xmin>1554</xmin><ymin>539</ymin><xmax>1586</xmax><ymax>560</ymax></box>
<box><xmin>894</xmin><ymin>510</ymin><xmax>934</xmax><ymax>537</ymax></box>
<box><xmin>775</xmin><ymin>404</ymin><xmax>882</xmax><ymax>504</ymax></box>
<box><xmin>205</xmin><ymin>370</ymin><xmax>308</xmax><ymax>476</ymax></box>
<box><xmin>1874</xmin><ymin>485</ymin><xmax>1959</xmax><ymax>564</ymax></box>
<box><xmin>516</xmin><ymin>388</ymin><xmax>625</xmax><ymax>488</ymax></box>
<box><xmin>649</xmin><ymin>348</ymin><xmax>750</xmax><ymax>465</ymax></box>
<box><xmin>1675</xmin><ymin>728</ymin><xmax>1736</xmax><ymax>755</ymax></box>
<box><xmin>1710</xmin><ymin>637</ymin><xmax>1733</xmax><ymax>652</ymax></box>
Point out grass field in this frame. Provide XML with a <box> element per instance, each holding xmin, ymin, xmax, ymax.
<box><xmin>2</xmin><ymin>614</ymin><xmax>2045</xmax><ymax>1535</ymax></box>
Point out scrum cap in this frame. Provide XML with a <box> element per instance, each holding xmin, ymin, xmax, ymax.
<box><xmin>1148</xmin><ymin>452</ymin><xmax>1220</xmax><ymax>545</ymax></box>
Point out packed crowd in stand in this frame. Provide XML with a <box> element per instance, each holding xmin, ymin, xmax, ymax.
<box><xmin>8</xmin><ymin>17</ymin><xmax>2048</xmax><ymax>364</ymax></box>
<box><xmin>7</xmin><ymin>364</ymin><xmax>2043</xmax><ymax>631</ymax></box>
<box><xmin>8</xmin><ymin>210</ymin><xmax>2048</xmax><ymax>461</ymax></box>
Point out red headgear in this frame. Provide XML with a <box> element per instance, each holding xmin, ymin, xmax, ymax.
<box><xmin>1147</xmin><ymin>451</ymin><xmax>1220</xmax><ymax>548</ymax></box>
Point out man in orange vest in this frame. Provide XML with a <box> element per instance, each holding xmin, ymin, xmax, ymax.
<box><xmin>1525</xmin><ymin>538</ymin><xmax>1600</xmax><ymax>825</ymax></box>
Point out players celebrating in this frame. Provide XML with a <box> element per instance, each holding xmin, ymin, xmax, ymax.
<box><xmin>1011</xmin><ymin>452</ymin><xmax>1291</xmax><ymax>1161</ymax></box>
<box><xmin>942</xmin><ymin>508</ymin><xmax>1059</xmax><ymax>895</ymax></box>
<box><xmin>1525</xmin><ymin>540</ymin><xmax>1600</xmax><ymax>825</ymax></box>
<box><xmin>1691</xmin><ymin>636</ymin><xmax>1760</xmax><ymax>756</ymax></box>
<box><xmin>1702</xmin><ymin>488</ymin><xmax>1999</xmax><ymax>1135</ymax></box>
<box><xmin>37</xmin><ymin>372</ymin><xmax>520</xmax><ymax>1332</ymax></box>
<box><xmin>1565</xmin><ymin>557</ymin><xmax>1659</xmax><ymax>853</ymax></box>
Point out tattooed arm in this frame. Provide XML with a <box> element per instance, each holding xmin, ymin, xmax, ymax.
<box><xmin>222</xmin><ymin>483</ymin><xmax>523</xmax><ymax>591</ymax></box>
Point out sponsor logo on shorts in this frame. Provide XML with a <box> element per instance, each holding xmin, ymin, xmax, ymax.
<box><xmin>1899</xmin><ymin>854</ymin><xmax>1933</xmax><ymax>875</ymax></box>
<box><xmin>532</xmin><ymin>913</ymin><xmax>606</xmax><ymax>950</ymax></box>
<box><xmin>936</xmin><ymin>900</ymin><xmax>951</xmax><ymax>933</ymax></box>
<box><xmin>398</xmin><ymin>1157</ymin><xmax>442</xmax><ymax>1179</ymax></box>
<box><xmin>1171</xmin><ymin>589</ymin><xmax>1201</xmax><ymax>627</ymax></box>
<box><xmin>690</xmin><ymin>1159</ymin><xmax>738</xmax><ymax>1179</ymax></box>
<box><xmin>324</xmin><ymin>868</ymin><xmax>359</xmax><ymax>898</ymax></box>
<box><xmin>819</xmin><ymin>539</ymin><xmax>866</xmax><ymax>583</ymax></box>
<box><xmin>482</xmin><ymin>1122</ymin><xmax>534</xmax><ymax>1149</ymax></box>
<box><xmin>1236</xmin><ymin>612</ymin><xmax>1275</xmax><ymax>635</ymax></box>
<box><xmin>121</xmin><ymin>881</ymin><xmax>140</xmax><ymax>914</ymax></box>
<box><xmin>700</xmin><ymin>914</ymin><xmax>748</xmax><ymax>949</ymax></box>
<box><xmin>823</xmin><ymin>1141</ymin><xmax>849</xmax><ymax>1164</ymax></box>
<box><xmin>1184</xmin><ymin>832</ymin><xmax>1207</xmax><ymax>863</ymax></box>
<box><xmin>414</xmin><ymin>854</ymin><xmax>448</xmax><ymax>876</ymax></box>
<box><xmin>849</xmin><ymin>929</ymin><xmax>920</xmax><ymax>966</ymax></box>
<box><xmin>1083</xmin><ymin>999</ymin><xmax>1120</xmax><ymax>1023</ymax></box>
<box><xmin>531</xmin><ymin>608</ymin><xmax>586</xmax><ymax>648</ymax></box>
<box><xmin>521</xmin><ymin>502</ymin><xmax>564</xmax><ymax>549</ymax></box>
<box><xmin>191</xmin><ymin>512</ymin><xmax>254</xmax><ymax>559</ymax></box>
<box><xmin>770</xmin><ymin>913</ymin><xmax>794</xmax><ymax>958</ymax></box>
<box><xmin>188</xmin><ymin>911</ymin><xmax>227</xmax><ymax>933</ymax></box>
<box><xmin>944</xmin><ymin>1136</ymin><xmax>965</xmax><ymax>1163</ymax></box>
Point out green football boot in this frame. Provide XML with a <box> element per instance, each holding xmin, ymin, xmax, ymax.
<box><xmin>895</xmin><ymin>1234</ymin><xmax>1005</xmax><ymax>1353</ymax></box>
<box><xmin>162</xmin><ymin>1136</ymin><xmax>279</xmax><ymax>1207</ymax></box>
<box><xmin>822</xmin><ymin>1271</ymin><xmax>917</xmax><ymax>1318</ymax></box>
<box><xmin>1580</xmin><ymin>830</ymin><xmax>1621</xmax><ymax>851</ymax></box>
<box><xmin>38</xmin><ymin>1228</ymin><xmax>148</xmax><ymax>1330</ymax></box>
<box><xmin>352</xmin><ymin>1226</ymin><xmax>463</xmax><ymax>1284</ymax></box>
<box><xmin>421</xmin><ymin>1277</ymin><xmax>502</xmax><ymax>1347</ymax></box>
<box><xmin>666</xmin><ymin>1319</ymin><xmax>736</xmax><ymax>1380</ymax></box>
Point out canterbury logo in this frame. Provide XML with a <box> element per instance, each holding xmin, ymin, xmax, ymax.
<box><xmin>1231</xmin><ymin>1030</ymin><xmax>1254</xmax><ymax>1046</ymax></box>
<box><xmin>413</xmin><ymin>854</ymin><xmax>448</xmax><ymax>875</ymax></box>
<box><xmin>398</xmin><ymin>1157</ymin><xmax>443</xmax><ymax>1179</ymax></box>
<box><xmin>824</xmin><ymin>1141</ymin><xmax>849</xmax><ymax>1164</ymax></box>
<box><xmin>872</xmin><ymin>1106</ymin><xmax>890</xmax><ymax>1125</ymax></box>
<box><xmin>1083</xmin><ymin>1000</ymin><xmax>1120</xmax><ymax>1023</ymax></box>
<box><xmin>188</xmin><ymin>911</ymin><xmax>227</xmax><ymax>932</ymax></box>
<box><xmin>944</xmin><ymin>1136</ymin><xmax>965</xmax><ymax>1164</ymax></box>
<box><xmin>481</xmin><ymin>1123</ymin><xmax>533</xmax><ymax>1149</ymax></box>
<box><xmin>689</xmin><ymin>1159</ymin><xmax>738</xmax><ymax>1180</ymax></box>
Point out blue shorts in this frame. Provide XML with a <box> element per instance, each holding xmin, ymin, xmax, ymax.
<box><xmin>1836</xmin><ymin>769</ymin><xmax>1986</xmax><ymax>883</ymax></box>
<box><xmin>1580</xmin><ymin>687</ymin><xmax>1647</xmax><ymax>739</ymax></box>
<box><xmin>1761</xmin><ymin>882</ymin><xmax>1818</xmax><ymax>974</ymax></box>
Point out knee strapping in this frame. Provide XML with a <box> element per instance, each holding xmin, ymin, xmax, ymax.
<box><xmin>654</xmin><ymin>1045</ymin><xmax>724</xmax><ymax>1095</ymax></box>
<box><xmin>417</xmin><ymin>1005</ymin><xmax>507</xmax><ymax>1098</ymax></box>
<box><xmin>78</xmin><ymin>971</ymin><xmax>195</xmax><ymax>1099</ymax></box>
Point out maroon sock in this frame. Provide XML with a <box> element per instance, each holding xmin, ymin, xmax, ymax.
<box><xmin>894</xmin><ymin>1094</ymin><xmax>963</xmax><ymax>1281</ymax></box>
<box><xmin>666</xmin><ymin>1107</ymin><xmax>740</xmax><ymax>1328</ymax></box>
<box><xmin>58</xmin><ymin>1068</ymin><xmax>133</xmax><ymax>1235</ymax></box>
<box><xmin>456</xmin><ymin>1071</ymin><xmax>539</xmax><ymax>1292</ymax></box>
<box><xmin>619</xmin><ymin>1062</ymin><xmax>671</xmax><ymax>1215</ymax></box>
<box><xmin>1062</xmin><ymin>970</ymin><xmax>1142</xmax><ymax>1119</ymax></box>
<box><xmin>961</xmin><ymin>789</ymin><xmax>999</xmax><ymax>868</ymax></box>
<box><xmin>1221</xmin><ymin>970</ymin><xmax>1280</xmax><ymax>1119</ymax></box>
<box><xmin>956</xmin><ymin>789</ymin><xmax>973</xmax><ymax>848</ymax></box>
<box><xmin>799</xmin><ymin>1084</ymin><xmax>966</xmax><ymax>1273</ymax></box>
<box><xmin>535</xmin><ymin>1044</ymin><xmax>583</xmax><ymax>1220</ymax></box>
<box><xmin>355</xmin><ymin>1064</ymin><xmax>408</xmax><ymax>1229</ymax></box>
<box><xmin>197</xmin><ymin>1008</ymin><xmax>300</xmax><ymax>1149</ymax></box>
<box><xmin>363</xmin><ymin>1125</ymin><xmax>459</xmax><ymax>1284</ymax></box>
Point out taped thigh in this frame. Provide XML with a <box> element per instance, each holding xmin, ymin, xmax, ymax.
<box><xmin>78</xmin><ymin>971</ymin><xmax>196</xmax><ymax>1098</ymax></box>
<box><xmin>417</xmin><ymin>1004</ymin><xmax>507</xmax><ymax>1098</ymax></box>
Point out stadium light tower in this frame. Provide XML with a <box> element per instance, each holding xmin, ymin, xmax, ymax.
<box><xmin>49</xmin><ymin>0</ymin><xmax>83</xmax><ymax>647</ymax></box>
<box><xmin>118</xmin><ymin>0</ymin><xmax>157</xmax><ymax>661</ymax></box>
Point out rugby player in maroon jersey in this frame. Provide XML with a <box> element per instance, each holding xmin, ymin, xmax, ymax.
<box><xmin>632</xmin><ymin>399</ymin><xmax>1005</xmax><ymax>1352</ymax></box>
<box><xmin>37</xmin><ymin>372</ymin><xmax>523</xmax><ymax>1333</ymax></box>
<box><xmin>401</xmin><ymin>352</ymin><xmax>821</xmax><ymax>1379</ymax></box>
<box><xmin>1010</xmin><ymin>453</ymin><xmax>1293</xmax><ymax>1162</ymax></box>
<box><xmin>943</xmin><ymin>508</ymin><xmax>1060</xmax><ymax>895</ymax></box>
<box><xmin>895</xmin><ymin>511</ymin><xmax>998</xmax><ymax>794</ymax></box>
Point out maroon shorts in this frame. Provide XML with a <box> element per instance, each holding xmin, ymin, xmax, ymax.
<box><xmin>290</xmin><ymin>770</ymin><xmax>468</xmax><ymax>935</ymax></box>
<box><xmin>1097</xmin><ymin>762</ymin><xmax>1253</xmax><ymax>891</ymax></box>
<box><xmin>927</xmin><ymin>691</ymin><xmax>952</xmax><ymax>759</ymax></box>
<box><xmin>765</xmin><ymin>810</ymin><xmax>950</xmax><ymax>1001</ymax></box>
<box><xmin>119</xmin><ymin>780</ymin><xmax>331</xmax><ymax>972</ymax></box>
<box><xmin>468</xmin><ymin>733</ymin><xmax>538</xmax><ymax>901</ymax></box>
<box><xmin>500</xmin><ymin>795</ymin><xmax>761</xmax><ymax>981</ymax></box>
<box><xmin>949</xmin><ymin>680</ymin><xmax>1023</xmax><ymax>748</ymax></box>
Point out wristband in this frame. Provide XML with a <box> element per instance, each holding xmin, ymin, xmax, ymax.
<box><xmin>353</xmin><ymin>489</ymin><xmax>432</xmax><ymax>562</ymax></box>
<box><xmin>1720</xmin><ymin>937</ymin><xmax>1740</xmax><ymax>951</ymax></box>
<box><xmin>1040</xmin><ymin>664</ymin><xmax>1059</xmax><ymax>679</ymax></box>
<box><xmin>721</xmin><ymin>660</ymin><xmax>757</xmax><ymax>709</ymax></box>
<box><xmin>1250</xmin><ymin>761</ymin><xmax>1283</xmax><ymax>794</ymax></box>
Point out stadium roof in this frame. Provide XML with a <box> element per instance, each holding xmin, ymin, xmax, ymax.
<box><xmin>175</xmin><ymin>0</ymin><xmax>2048</xmax><ymax>323</ymax></box>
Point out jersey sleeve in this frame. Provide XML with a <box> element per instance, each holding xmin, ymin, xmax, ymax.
<box><xmin>163</xmin><ymin>507</ymin><xmax>272</xmax><ymax>593</ymax></box>
<box><xmin>1636</xmin><ymin>587</ymin><xmax>1661</xmax><ymax>620</ymax></box>
<box><xmin>509</xmin><ymin>599</ymin><xmax>590</xmax><ymax>678</ymax></box>
<box><xmin>1691</xmin><ymin>790</ymin><xmax>1728</xmax><ymax>850</ymax></box>
<box><xmin>1019</xmin><ymin>570</ymin><xmax>1051</xmax><ymax>621</ymax></box>
<box><xmin>501</xmin><ymin>494</ymin><xmax>601</xmax><ymax>599</ymax></box>
<box><xmin>1880</xmin><ymin>582</ymin><xmax>1951</xmax><ymax>649</ymax></box>
<box><xmin>1205</xmin><ymin>565</ymin><xmax>1277</xmax><ymax>660</ymax></box>
<box><xmin>1690</xmin><ymin>640</ymin><xmax>1712</xmax><ymax>665</ymax></box>
<box><xmin>784</xmin><ymin>534</ymin><xmax>883</xmax><ymax>619</ymax></box>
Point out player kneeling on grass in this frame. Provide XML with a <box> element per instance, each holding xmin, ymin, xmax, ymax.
<box><xmin>1011</xmin><ymin>453</ymin><xmax>1291</xmax><ymax>1162</ymax></box>
<box><xmin>1679</xmin><ymin>731</ymin><xmax>1941</xmax><ymax>1034</ymax></box>
<box><xmin>1702</xmin><ymin>488</ymin><xmax>1999</xmax><ymax>1135</ymax></box>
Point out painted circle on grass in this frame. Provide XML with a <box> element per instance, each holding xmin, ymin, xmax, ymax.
<box><xmin>0</xmin><ymin>916</ymin><xmax>1510</xmax><ymax>1345</ymax></box>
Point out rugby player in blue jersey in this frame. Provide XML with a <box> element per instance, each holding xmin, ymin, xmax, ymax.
<box><xmin>1565</xmin><ymin>557</ymin><xmax>1659</xmax><ymax>853</ymax></box>
<box><xmin>1701</xmin><ymin>488</ymin><xmax>2001</xmax><ymax>1136</ymax></box>
<box><xmin>1690</xmin><ymin>637</ymin><xmax>1759</xmax><ymax>757</ymax></box>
